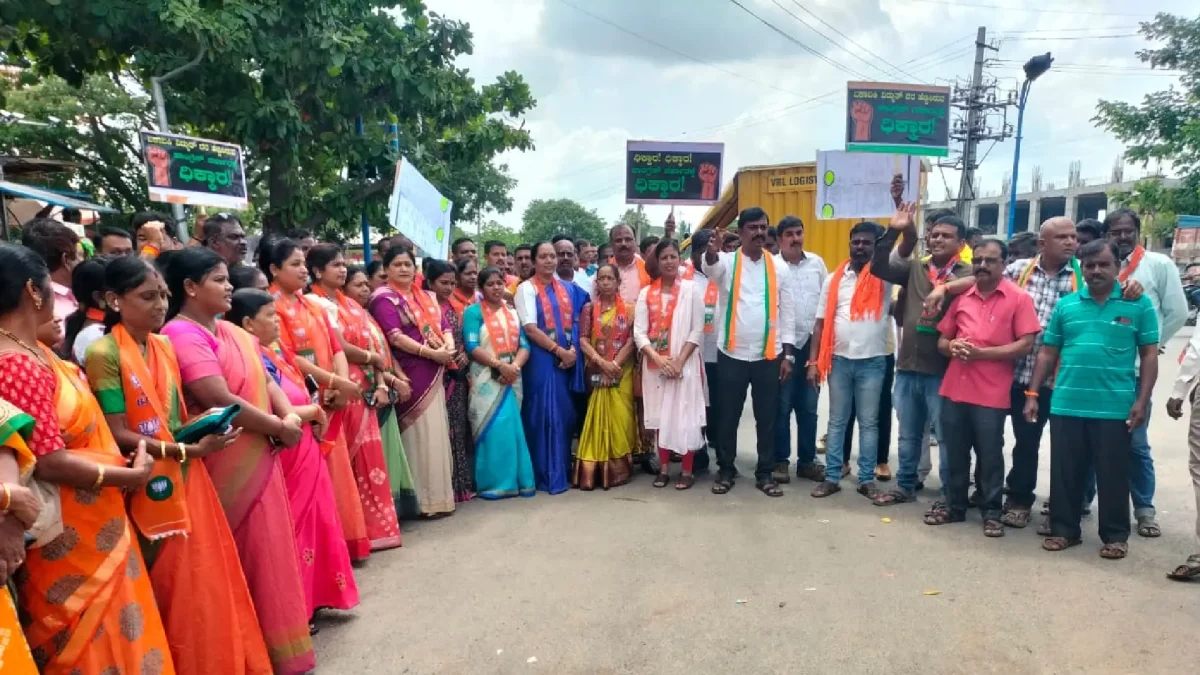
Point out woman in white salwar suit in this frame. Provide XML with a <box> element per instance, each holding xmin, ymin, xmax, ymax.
<box><xmin>635</xmin><ymin>239</ymin><xmax>708</xmax><ymax>490</ymax></box>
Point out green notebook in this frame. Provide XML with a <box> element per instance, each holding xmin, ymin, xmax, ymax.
<box><xmin>174</xmin><ymin>405</ymin><xmax>241</xmax><ymax>444</ymax></box>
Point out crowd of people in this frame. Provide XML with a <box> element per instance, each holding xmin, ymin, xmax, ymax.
<box><xmin>0</xmin><ymin>199</ymin><xmax>1197</xmax><ymax>674</ymax></box>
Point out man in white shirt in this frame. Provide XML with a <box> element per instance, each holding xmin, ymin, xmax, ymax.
<box><xmin>1165</xmin><ymin>322</ymin><xmax>1200</xmax><ymax>580</ymax></box>
<box><xmin>703</xmin><ymin>207</ymin><xmax>796</xmax><ymax>497</ymax></box>
<box><xmin>1106</xmin><ymin>208</ymin><xmax>1188</xmax><ymax>537</ymax></box>
<box><xmin>771</xmin><ymin>216</ymin><xmax>828</xmax><ymax>484</ymax></box>
<box><xmin>553</xmin><ymin>235</ymin><xmax>593</xmax><ymax>297</ymax></box>
<box><xmin>807</xmin><ymin>222</ymin><xmax>893</xmax><ymax>499</ymax></box>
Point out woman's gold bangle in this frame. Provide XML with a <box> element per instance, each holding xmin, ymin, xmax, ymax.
<box><xmin>0</xmin><ymin>483</ymin><xmax>10</xmax><ymax>512</ymax></box>
<box><xmin>94</xmin><ymin>464</ymin><xmax>105</xmax><ymax>489</ymax></box>
<box><xmin>179</xmin><ymin>443</ymin><xmax>187</xmax><ymax>463</ymax></box>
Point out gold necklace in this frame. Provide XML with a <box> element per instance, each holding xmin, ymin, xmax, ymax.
<box><xmin>0</xmin><ymin>327</ymin><xmax>50</xmax><ymax>369</ymax></box>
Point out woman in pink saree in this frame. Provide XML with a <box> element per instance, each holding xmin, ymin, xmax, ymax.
<box><xmin>157</xmin><ymin>248</ymin><xmax>316</xmax><ymax>674</ymax></box>
<box><xmin>225</xmin><ymin>288</ymin><xmax>359</xmax><ymax>621</ymax></box>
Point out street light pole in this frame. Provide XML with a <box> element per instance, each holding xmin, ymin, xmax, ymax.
<box><xmin>1005</xmin><ymin>52</ymin><xmax>1052</xmax><ymax>239</ymax></box>
<box><xmin>150</xmin><ymin>46</ymin><xmax>207</xmax><ymax>242</ymax></box>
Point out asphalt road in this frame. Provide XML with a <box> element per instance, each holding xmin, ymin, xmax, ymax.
<box><xmin>313</xmin><ymin>332</ymin><xmax>1200</xmax><ymax>674</ymax></box>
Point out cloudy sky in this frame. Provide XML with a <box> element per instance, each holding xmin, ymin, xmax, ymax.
<box><xmin>425</xmin><ymin>0</ymin><xmax>1192</xmax><ymax>232</ymax></box>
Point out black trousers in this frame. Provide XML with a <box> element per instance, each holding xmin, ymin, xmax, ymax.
<box><xmin>842</xmin><ymin>353</ymin><xmax>895</xmax><ymax>464</ymax></box>
<box><xmin>716</xmin><ymin>352</ymin><xmax>780</xmax><ymax>482</ymax></box>
<box><xmin>1005</xmin><ymin>384</ymin><xmax>1053</xmax><ymax>507</ymax></box>
<box><xmin>1049</xmin><ymin>415</ymin><xmax>1131</xmax><ymax>543</ymax></box>
<box><xmin>694</xmin><ymin>360</ymin><xmax>719</xmax><ymax>473</ymax></box>
<box><xmin>942</xmin><ymin>400</ymin><xmax>1007</xmax><ymax>520</ymax></box>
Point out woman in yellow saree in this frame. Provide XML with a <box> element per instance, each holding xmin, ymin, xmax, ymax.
<box><xmin>0</xmin><ymin>242</ymin><xmax>173</xmax><ymax>675</ymax></box>
<box><xmin>573</xmin><ymin>264</ymin><xmax>636</xmax><ymax>490</ymax></box>
<box><xmin>0</xmin><ymin>397</ymin><xmax>42</xmax><ymax>675</ymax></box>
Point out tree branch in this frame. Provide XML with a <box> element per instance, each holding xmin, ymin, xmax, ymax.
<box><xmin>299</xmin><ymin>178</ymin><xmax>391</xmax><ymax>230</ymax></box>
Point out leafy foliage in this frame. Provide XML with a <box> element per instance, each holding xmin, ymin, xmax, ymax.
<box><xmin>0</xmin><ymin>73</ymin><xmax>157</xmax><ymax>215</ymax></box>
<box><xmin>1095</xmin><ymin>13</ymin><xmax>1200</xmax><ymax>236</ymax></box>
<box><xmin>615</xmin><ymin>208</ymin><xmax>651</xmax><ymax>238</ymax></box>
<box><xmin>0</xmin><ymin>0</ymin><xmax>535</xmax><ymax>236</ymax></box>
<box><xmin>521</xmin><ymin>198</ymin><xmax>607</xmax><ymax>245</ymax></box>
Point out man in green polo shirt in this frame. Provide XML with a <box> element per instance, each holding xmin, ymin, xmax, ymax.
<box><xmin>1024</xmin><ymin>240</ymin><xmax>1159</xmax><ymax>560</ymax></box>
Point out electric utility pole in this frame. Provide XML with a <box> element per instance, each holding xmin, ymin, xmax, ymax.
<box><xmin>945</xmin><ymin>27</ymin><xmax>1010</xmax><ymax>220</ymax></box>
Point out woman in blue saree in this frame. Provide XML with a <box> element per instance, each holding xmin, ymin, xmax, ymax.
<box><xmin>462</xmin><ymin>267</ymin><xmax>535</xmax><ymax>498</ymax></box>
<box><xmin>514</xmin><ymin>241</ymin><xmax>583</xmax><ymax>494</ymax></box>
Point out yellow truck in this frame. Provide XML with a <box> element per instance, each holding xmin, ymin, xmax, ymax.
<box><xmin>691</xmin><ymin>161</ymin><xmax>920</xmax><ymax>264</ymax></box>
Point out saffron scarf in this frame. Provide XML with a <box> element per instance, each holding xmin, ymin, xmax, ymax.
<box><xmin>815</xmin><ymin>261</ymin><xmax>885</xmax><ymax>382</ymax></box>
<box><xmin>386</xmin><ymin>281</ymin><xmax>443</xmax><ymax>346</ymax></box>
<box><xmin>646</xmin><ymin>278</ymin><xmax>681</xmax><ymax>359</ymax></box>
<box><xmin>722</xmin><ymin>250</ymin><xmax>779</xmax><ymax>359</ymax></box>
<box><xmin>272</xmin><ymin>284</ymin><xmax>337</xmax><ymax>365</ymax></box>
<box><xmin>112</xmin><ymin>325</ymin><xmax>192</xmax><ymax>540</ymax></box>
<box><xmin>534</xmin><ymin>277</ymin><xmax>574</xmax><ymax>338</ymax></box>
<box><xmin>1118</xmin><ymin>245</ymin><xmax>1145</xmax><ymax>283</ymax></box>
<box><xmin>483</xmin><ymin>301</ymin><xmax>520</xmax><ymax>357</ymax></box>
<box><xmin>448</xmin><ymin>287</ymin><xmax>478</xmax><ymax>320</ymax></box>
<box><xmin>590</xmin><ymin>296</ymin><xmax>631</xmax><ymax>361</ymax></box>
<box><xmin>1017</xmin><ymin>255</ymin><xmax>1083</xmax><ymax>291</ymax></box>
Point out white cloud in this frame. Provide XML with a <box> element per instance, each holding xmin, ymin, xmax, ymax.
<box><xmin>426</xmin><ymin>0</ymin><xmax>1191</xmax><ymax>232</ymax></box>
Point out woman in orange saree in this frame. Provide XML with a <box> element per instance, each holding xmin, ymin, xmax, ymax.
<box><xmin>262</xmin><ymin>239</ymin><xmax>371</xmax><ymax>560</ymax></box>
<box><xmin>158</xmin><ymin>248</ymin><xmax>315</xmax><ymax>674</ymax></box>
<box><xmin>0</xmin><ymin>397</ymin><xmax>43</xmax><ymax>675</ymax></box>
<box><xmin>83</xmin><ymin>256</ymin><xmax>272</xmax><ymax>675</ymax></box>
<box><xmin>0</xmin><ymin>242</ymin><xmax>173</xmax><ymax>675</ymax></box>
<box><xmin>306</xmin><ymin>244</ymin><xmax>401</xmax><ymax>550</ymax></box>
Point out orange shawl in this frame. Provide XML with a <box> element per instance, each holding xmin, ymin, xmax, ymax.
<box><xmin>815</xmin><ymin>261</ymin><xmax>885</xmax><ymax>382</ymax></box>
<box><xmin>0</xmin><ymin>398</ymin><xmax>37</xmax><ymax>674</ymax></box>
<box><xmin>112</xmin><ymin>325</ymin><xmax>191</xmax><ymax>540</ymax></box>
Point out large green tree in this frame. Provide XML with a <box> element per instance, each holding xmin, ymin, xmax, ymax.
<box><xmin>1</xmin><ymin>0</ymin><xmax>535</xmax><ymax>235</ymax></box>
<box><xmin>521</xmin><ymin>198</ymin><xmax>607</xmax><ymax>244</ymax></box>
<box><xmin>1094</xmin><ymin>13</ymin><xmax>1200</xmax><ymax>234</ymax></box>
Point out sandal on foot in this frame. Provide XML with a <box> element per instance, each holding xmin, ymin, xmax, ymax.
<box><xmin>872</xmin><ymin>489</ymin><xmax>916</xmax><ymax>507</ymax></box>
<box><xmin>810</xmin><ymin>481</ymin><xmax>841</xmax><ymax>498</ymax></box>
<box><xmin>983</xmin><ymin>520</ymin><xmax>1005</xmax><ymax>537</ymax></box>
<box><xmin>1166</xmin><ymin>554</ymin><xmax>1200</xmax><ymax>581</ymax></box>
<box><xmin>675</xmin><ymin>473</ymin><xmax>696</xmax><ymax>490</ymax></box>
<box><xmin>1001</xmin><ymin>507</ymin><xmax>1031</xmax><ymax>529</ymax></box>
<box><xmin>1136</xmin><ymin>516</ymin><xmax>1161</xmax><ymax>538</ymax></box>
<box><xmin>756</xmin><ymin>480</ymin><xmax>784</xmax><ymax>498</ymax></box>
<box><xmin>1099</xmin><ymin>542</ymin><xmax>1129</xmax><ymax>560</ymax></box>
<box><xmin>653</xmin><ymin>473</ymin><xmax>671</xmax><ymax>488</ymax></box>
<box><xmin>857</xmin><ymin>482</ymin><xmax>880</xmax><ymax>500</ymax></box>
<box><xmin>711</xmin><ymin>478</ymin><xmax>734</xmax><ymax>495</ymax></box>
<box><xmin>924</xmin><ymin>509</ymin><xmax>965</xmax><ymax>526</ymax></box>
<box><xmin>1042</xmin><ymin>537</ymin><xmax>1082</xmax><ymax>552</ymax></box>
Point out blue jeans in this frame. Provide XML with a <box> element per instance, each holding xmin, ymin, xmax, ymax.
<box><xmin>775</xmin><ymin>339</ymin><xmax>820</xmax><ymax>467</ymax></box>
<box><xmin>824</xmin><ymin>356</ymin><xmax>886</xmax><ymax>484</ymax></box>
<box><xmin>1130</xmin><ymin>402</ymin><xmax>1155</xmax><ymax>518</ymax></box>
<box><xmin>894</xmin><ymin>371</ymin><xmax>947</xmax><ymax>495</ymax></box>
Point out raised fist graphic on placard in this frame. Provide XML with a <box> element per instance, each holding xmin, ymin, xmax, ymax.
<box><xmin>850</xmin><ymin>101</ymin><xmax>874</xmax><ymax>142</ymax></box>
<box><xmin>146</xmin><ymin>145</ymin><xmax>171</xmax><ymax>186</ymax></box>
<box><xmin>698</xmin><ymin>163</ymin><xmax>718</xmax><ymax>201</ymax></box>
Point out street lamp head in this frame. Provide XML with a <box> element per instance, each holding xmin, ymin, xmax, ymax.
<box><xmin>1023</xmin><ymin>52</ymin><xmax>1053</xmax><ymax>81</ymax></box>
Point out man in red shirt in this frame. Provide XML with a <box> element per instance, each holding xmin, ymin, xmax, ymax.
<box><xmin>931</xmin><ymin>239</ymin><xmax>1041</xmax><ymax>536</ymax></box>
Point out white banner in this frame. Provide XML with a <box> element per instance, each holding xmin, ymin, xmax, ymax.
<box><xmin>387</xmin><ymin>157</ymin><xmax>452</xmax><ymax>260</ymax></box>
<box><xmin>816</xmin><ymin>151</ymin><xmax>920</xmax><ymax>219</ymax></box>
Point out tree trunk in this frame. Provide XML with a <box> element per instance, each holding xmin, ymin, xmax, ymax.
<box><xmin>265</xmin><ymin>147</ymin><xmax>293</xmax><ymax>233</ymax></box>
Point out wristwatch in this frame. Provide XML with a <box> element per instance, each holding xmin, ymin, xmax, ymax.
<box><xmin>784</xmin><ymin>354</ymin><xmax>796</xmax><ymax>364</ymax></box>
